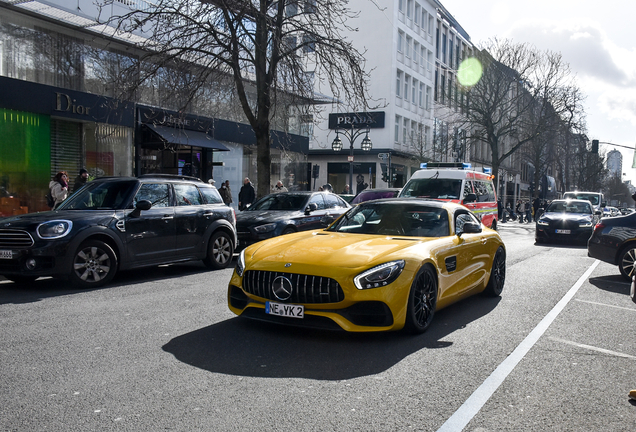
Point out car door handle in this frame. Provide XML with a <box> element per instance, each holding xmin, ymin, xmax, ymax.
<box><xmin>162</xmin><ymin>215</ymin><xmax>174</xmax><ymax>220</ymax></box>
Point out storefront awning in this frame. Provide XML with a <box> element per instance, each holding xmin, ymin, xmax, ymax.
<box><xmin>146</xmin><ymin>124</ymin><xmax>230</xmax><ymax>151</ymax></box>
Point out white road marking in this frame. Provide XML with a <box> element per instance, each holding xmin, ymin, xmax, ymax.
<box><xmin>548</xmin><ymin>337</ymin><xmax>636</xmax><ymax>360</ymax></box>
<box><xmin>574</xmin><ymin>298</ymin><xmax>636</xmax><ymax>312</ymax></box>
<box><xmin>436</xmin><ymin>260</ymin><xmax>600</xmax><ymax>432</ymax></box>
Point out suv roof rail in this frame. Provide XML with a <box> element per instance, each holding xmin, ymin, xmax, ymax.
<box><xmin>138</xmin><ymin>174</ymin><xmax>202</xmax><ymax>182</ymax></box>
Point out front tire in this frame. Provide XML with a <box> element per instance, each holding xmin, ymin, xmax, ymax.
<box><xmin>618</xmin><ymin>244</ymin><xmax>636</xmax><ymax>281</ymax></box>
<box><xmin>69</xmin><ymin>240</ymin><xmax>117</xmax><ymax>288</ymax></box>
<box><xmin>484</xmin><ymin>246</ymin><xmax>506</xmax><ymax>296</ymax></box>
<box><xmin>403</xmin><ymin>265</ymin><xmax>438</xmax><ymax>334</ymax></box>
<box><xmin>203</xmin><ymin>231</ymin><xmax>234</xmax><ymax>269</ymax></box>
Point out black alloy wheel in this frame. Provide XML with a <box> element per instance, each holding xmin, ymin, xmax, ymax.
<box><xmin>484</xmin><ymin>246</ymin><xmax>506</xmax><ymax>296</ymax></box>
<box><xmin>204</xmin><ymin>231</ymin><xmax>234</xmax><ymax>269</ymax></box>
<box><xmin>282</xmin><ymin>227</ymin><xmax>296</xmax><ymax>235</ymax></box>
<box><xmin>403</xmin><ymin>265</ymin><xmax>438</xmax><ymax>334</ymax></box>
<box><xmin>618</xmin><ymin>244</ymin><xmax>636</xmax><ymax>281</ymax></box>
<box><xmin>70</xmin><ymin>240</ymin><xmax>117</xmax><ymax>288</ymax></box>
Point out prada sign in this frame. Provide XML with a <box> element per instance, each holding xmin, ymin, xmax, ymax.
<box><xmin>329</xmin><ymin>112</ymin><xmax>385</xmax><ymax>130</ymax></box>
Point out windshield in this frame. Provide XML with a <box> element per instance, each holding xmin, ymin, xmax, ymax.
<box><xmin>58</xmin><ymin>180</ymin><xmax>138</xmax><ymax>210</ymax></box>
<box><xmin>400</xmin><ymin>178</ymin><xmax>462</xmax><ymax>200</ymax></box>
<box><xmin>545</xmin><ymin>201</ymin><xmax>592</xmax><ymax>214</ymax></box>
<box><xmin>563</xmin><ymin>193</ymin><xmax>600</xmax><ymax>206</ymax></box>
<box><xmin>328</xmin><ymin>203</ymin><xmax>450</xmax><ymax>237</ymax></box>
<box><xmin>249</xmin><ymin>194</ymin><xmax>308</xmax><ymax>211</ymax></box>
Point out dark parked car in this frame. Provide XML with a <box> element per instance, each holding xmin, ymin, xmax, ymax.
<box><xmin>588</xmin><ymin>212</ymin><xmax>636</xmax><ymax>280</ymax></box>
<box><xmin>236</xmin><ymin>191</ymin><xmax>350</xmax><ymax>248</ymax></box>
<box><xmin>350</xmin><ymin>188</ymin><xmax>401</xmax><ymax>205</ymax></box>
<box><xmin>535</xmin><ymin>199</ymin><xmax>600</xmax><ymax>245</ymax></box>
<box><xmin>0</xmin><ymin>174</ymin><xmax>237</xmax><ymax>288</ymax></box>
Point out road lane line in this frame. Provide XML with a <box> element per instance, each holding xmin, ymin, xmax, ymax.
<box><xmin>436</xmin><ymin>260</ymin><xmax>600</xmax><ymax>432</ymax></box>
<box><xmin>548</xmin><ymin>337</ymin><xmax>636</xmax><ymax>360</ymax></box>
<box><xmin>574</xmin><ymin>298</ymin><xmax>636</xmax><ymax>312</ymax></box>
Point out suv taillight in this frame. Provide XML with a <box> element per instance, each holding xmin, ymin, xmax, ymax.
<box><xmin>593</xmin><ymin>222</ymin><xmax>605</xmax><ymax>233</ymax></box>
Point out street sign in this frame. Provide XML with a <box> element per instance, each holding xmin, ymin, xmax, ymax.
<box><xmin>378</xmin><ymin>153</ymin><xmax>389</xmax><ymax>159</ymax></box>
<box><xmin>348</xmin><ymin>155</ymin><xmax>354</xmax><ymax>162</ymax></box>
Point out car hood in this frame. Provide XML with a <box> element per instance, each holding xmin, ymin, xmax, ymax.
<box><xmin>246</xmin><ymin>230</ymin><xmax>429</xmax><ymax>270</ymax></box>
<box><xmin>540</xmin><ymin>212</ymin><xmax>593</xmax><ymax>223</ymax></box>
<box><xmin>236</xmin><ymin>210</ymin><xmax>304</xmax><ymax>226</ymax></box>
<box><xmin>0</xmin><ymin>210</ymin><xmax>118</xmax><ymax>229</ymax></box>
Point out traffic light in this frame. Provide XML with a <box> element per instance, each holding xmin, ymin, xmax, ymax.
<box><xmin>591</xmin><ymin>139</ymin><xmax>599</xmax><ymax>153</ymax></box>
<box><xmin>380</xmin><ymin>163</ymin><xmax>388</xmax><ymax>183</ymax></box>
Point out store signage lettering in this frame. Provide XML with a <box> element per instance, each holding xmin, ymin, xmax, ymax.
<box><xmin>55</xmin><ymin>92</ymin><xmax>91</xmax><ymax>116</ymax></box>
<box><xmin>328</xmin><ymin>112</ymin><xmax>385</xmax><ymax>129</ymax></box>
<box><xmin>160</xmin><ymin>115</ymin><xmax>191</xmax><ymax>127</ymax></box>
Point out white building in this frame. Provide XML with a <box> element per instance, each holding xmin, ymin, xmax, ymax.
<box><xmin>308</xmin><ymin>0</ymin><xmax>477</xmax><ymax>194</ymax></box>
<box><xmin>606</xmin><ymin>149</ymin><xmax>623</xmax><ymax>177</ymax></box>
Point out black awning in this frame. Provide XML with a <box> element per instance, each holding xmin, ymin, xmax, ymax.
<box><xmin>145</xmin><ymin>124</ymin><xmax>230</xmax><ymax>151</ymax></box>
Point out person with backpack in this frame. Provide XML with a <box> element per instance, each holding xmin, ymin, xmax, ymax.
<box><xmin>48</xmin><ymin>171</ymin><xmax>69</xmax><ymax>209</ymax></box>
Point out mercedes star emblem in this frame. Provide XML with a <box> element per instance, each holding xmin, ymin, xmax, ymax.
<box><xmin>272</xmin><ymin>276</ymin><xmax>293</xmax><ymax>301</ymax></box>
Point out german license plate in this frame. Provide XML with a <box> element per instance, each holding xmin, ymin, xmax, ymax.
<box><xmin>555</xmin><ymin>229</ymin><xmax>571</xmax><ymax>234</ymax></box>
<box><xmin>265</xmin><ymin>301</ymin><xmax>304</xmax><ymax>319</ymax></box>
<box><xmin>0</xmin><ymin>250</ymin><xmax>13</xmax><ymax>259</ymax></box>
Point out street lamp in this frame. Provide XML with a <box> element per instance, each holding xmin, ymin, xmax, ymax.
<box><xmin>332</xmin><ymin>125</ymin><xmax>372</xmax><ymax>190</ymax></box>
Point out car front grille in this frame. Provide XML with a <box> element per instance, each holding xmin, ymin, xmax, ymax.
<box><xmin>0</xmin><ymin>229</ymin><xmax>34</xmax><ymax>248</ymax></box>
<box><xmin>243</xmin><ymin>270</ymin><xmax>344</xmax><ymax>304</ymax></box>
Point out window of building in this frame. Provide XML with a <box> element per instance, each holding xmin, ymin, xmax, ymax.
<box><xmin>414</xmin><ymin>4</ymin><xmax>420</xmax><ymax>26</ymax></box>
<box><xmin>302</xmin><ymin>34</ymin><xmax>315</xmax><ymax>53</ymax></box>
<box><xmin>304</xmin><ymin>0</ymin><xmax>316</xmax><ymax>14</ymax></box>
<box><xmin>411</xmin><ymin>78</ymin><xmax>417</xmax><ymax>104</ymax></box>
<box><xmin>413</xmin><ymin>41</ymin><xmax>419</xmax><ymax>64</ymax></box>
<box><xmin>402</xmin><ymin>118</ymin><xmax>409</xmax><ymax>145</ymax></box>
<box><xmin>398</xmin><ymin>31</ymin><xmax>404</xmax><ymax>53</ymax></box>
<box><xmin>396</xmin><ymin>70</ymin><xmax>403</xmax><ymax>97</ymax></box>
<box><xmin>426</xmin><ymin>85</ymin><xmax>431</xmax><ymax>109</ymax></box>
<box><xmin>419</xmin><ymin>82</ymin><xmax>424</xmax><ymax>107</ymax></box>
<box><xmin>395</xmin><ymin>115</ymin><xmax>401</xmax><ymax>142</ymax></box>
<box><xmin>406</xmin><ymin>36</ymin><xmax>412</xmax><ymax>58</ymax></box>
<box><xmin>407</xmin><ymin>0</ymin><xmax>413</xmax><ymax>18</ymax></box>
<box><xmin>404</xmin><ymin>74</ymin><xmax>410</xmax><ymax>102</ymax></box>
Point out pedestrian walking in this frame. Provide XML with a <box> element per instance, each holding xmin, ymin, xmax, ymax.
<box><xmin>517</xmin><ymin>200</ymin><xmax>525</xmax><ymax>223</ymax></box>
<box><xmin>525</xmin><ymin>200</ymin><xmax>532</xmax><ymax>223</ymax></box>
<box><xmin>72</xmin><ymin>168</ymin><xmax>89</xmax><ymax>193</ymax></box>
<box><xmin>219</xmin><ymin>180</ymin><xmax>232</xmax><ymax>206</ymax></box>
<box><xmin>238</xmin><ymin>177</ymin><xmax>256</xmax><ymax>210</ymax></box>
<box><xmin>49</xmin><ymin>171</ymin><xmax>69</xmax><ymax>209</ymax></box>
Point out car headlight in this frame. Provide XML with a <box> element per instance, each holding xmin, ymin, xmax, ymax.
<box><xmin>354</xmin><ymin>260</ymin><xmax>405</xmax><ymax>290</ymax></box>
<box><xmin>37</xmin><ymin>220</ymin><xmax>73</xmax><ymax>239</ymax></box>
<box><xmin>254</xmin><ymin>223</ymin><xmax>277</xmax><ymax>233</ymax></box>
<box><xmin>236</xmin><ymin>249</ymin><xmax>246</xmax><ymax>277</ymax></box>
<box><xmin>537</xmin><ymin>219</ymin><xmax>549</xmax><ymax>226</ymax></box>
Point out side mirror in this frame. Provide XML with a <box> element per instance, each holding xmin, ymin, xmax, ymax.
<box><xmin>595</xmin><ymin>210</ymin><xmax>602</xmax><ymax>215</ymax></box>
<box><xmin>463</xmin><ymin>193</ymin><xmax>477</xmax><ymax>204</ymax></box>
<box><xmin>320</xmin><ymin>215</ymin><xmax>335</xmax><ymax>227</ymax></box>
<box><xmin>130</xmin><ymin>199</ymin><xmax>152</xmax><ymax>218</ymax></box>
<box><xmin>458</xmin><ymin>222</ymin><xmax>482</xmax><ymax>237</ymax></box>
<box><xmin>305</xmin><ymin>203</ymin><xmax>318</xmax><ymax>215</ymax></box>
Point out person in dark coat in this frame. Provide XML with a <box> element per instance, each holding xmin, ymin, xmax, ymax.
<box><xmin>73</xmin><ymin>168</ymin><xmax>89</xmax><ymax>193</ymax></box>
<box><xmin>238</xmin><ymin>177</ymin><xmax>256</xmax><ymax>210</ymax></box>
<box><xmin>218</xmin><ymin>180</ymin><xmax>232</xmax><ymax>206</ymax></box>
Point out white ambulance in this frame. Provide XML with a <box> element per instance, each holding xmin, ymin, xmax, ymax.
<box><xmin>398</xmin><ymin>163</ymin><xmax>499</xmax><ymax>229</ymax></box>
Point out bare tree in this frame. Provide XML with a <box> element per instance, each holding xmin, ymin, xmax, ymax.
<box><xmin>443</xmin><ymin>39</ymin><xmax>584</xmax><ymax>190</ymax></box>
<box><xmin>97</xmin><ymin>0</ymin><xmax>372</xmax><ymax>196</ymax></box>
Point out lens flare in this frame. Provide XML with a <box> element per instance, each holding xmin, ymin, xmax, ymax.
<box><xmin>457</xmin><ymin>57</ymin><xmax>483</xmax><ymax>87</ymax></box>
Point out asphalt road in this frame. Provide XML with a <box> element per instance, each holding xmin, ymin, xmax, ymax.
<box><xmin>1</xmin><ymin>222</ymin><xmax>635</xmax><ymax>431</ymax></box>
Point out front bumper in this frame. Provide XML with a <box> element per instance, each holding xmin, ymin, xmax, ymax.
<box><xmin>535</xmin><ymin>225</ymin><xmax>593</xmax><ymax>244</ymax></box>
<box><xmin>0</xmin><ymin>240</ymin><xmax>71</xmax><ymax>278</ymax></box>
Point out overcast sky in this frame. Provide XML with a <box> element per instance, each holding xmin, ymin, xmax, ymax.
<box><xmin>441</xmin><ymin>0</ymin><xmax>636</xmax><ymax>180</ymax></box>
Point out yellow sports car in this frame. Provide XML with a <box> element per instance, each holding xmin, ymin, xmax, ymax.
<box><xmin>228</xmin><ymin>199</ymin><xmax>505</xmax><ymax>333</ymax></box>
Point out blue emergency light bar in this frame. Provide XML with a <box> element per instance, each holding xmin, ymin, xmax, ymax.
<box><xmin>420</xmin><ymin>162</ymin><xmax>472</xmax><ymax>170</ymax></box>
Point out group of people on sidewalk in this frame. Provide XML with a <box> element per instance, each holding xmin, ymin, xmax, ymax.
<box><xmin>217</xmin><ymin>177</ymin><xmax>288</xmax><ymax>211</ymax></box>
<box><xmin>499</xmin><ymin>197</ymin><xmax>547</xmax><ymax>223</ymax></box>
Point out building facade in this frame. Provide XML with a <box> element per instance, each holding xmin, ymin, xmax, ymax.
<box><xmin>0</xmin><ymin>0</ymin><xmax>310</xmax><ymax>216</ymax></box>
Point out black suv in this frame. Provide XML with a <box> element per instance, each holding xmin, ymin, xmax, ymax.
<box><xmin>0</xmin><ymin>174</ymin><xmax>237</xmax><ymax>288</ymax></box>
